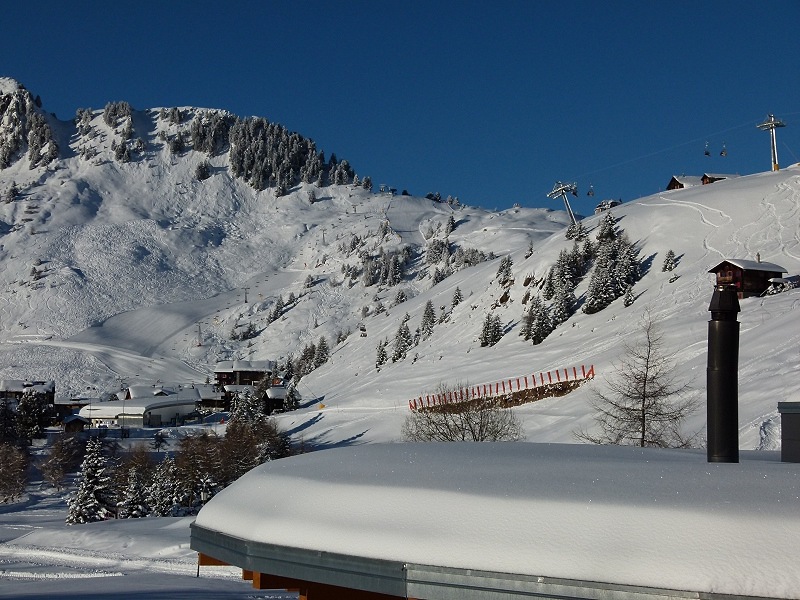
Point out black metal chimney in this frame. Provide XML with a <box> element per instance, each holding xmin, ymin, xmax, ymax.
<box><xmin>707</xmin><ymin>284</ymin><xmax>740</xmax><ymax>463</ymax></box>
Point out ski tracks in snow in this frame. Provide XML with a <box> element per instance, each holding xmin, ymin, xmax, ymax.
<box><xmin>0</xmin><ymin>543</ymin><xmax>229</xmax><ymax>581</ymax></box>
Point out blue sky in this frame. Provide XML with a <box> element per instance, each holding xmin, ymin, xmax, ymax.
<box><xmin>2</xmin><ymin>0</ymin><xmax>799</xmax><ymax>215</ymax></box>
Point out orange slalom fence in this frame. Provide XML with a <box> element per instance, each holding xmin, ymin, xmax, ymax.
<box><xmin>408</xmin><ymin>365</ymin><xmax>595</xmax><ymax>411</ymax></box>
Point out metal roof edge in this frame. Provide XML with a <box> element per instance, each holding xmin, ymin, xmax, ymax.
<box><xmin>190</xmin><ymin>524</ymin><xmax>786</xmax><ymax>600</ymax></box>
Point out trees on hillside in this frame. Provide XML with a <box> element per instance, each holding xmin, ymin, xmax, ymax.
<box><xmin>575</xmin><ymin>312</ymin><xmax>698</xmax><ymax>448</ymax></box>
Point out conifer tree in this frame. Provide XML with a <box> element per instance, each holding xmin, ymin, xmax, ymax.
<box><xmin>420</xmin><ymin>300</ymin><xmax>436</xmax><ymax>339</ymax></box>
<box><xmin>313</xmin><ymin>336</ymin><xmax>329</xmax><ymax>368</ymax></box>
<box><xmin>550</xmin><ymin>283</ymin><xmax>575</xmax><ymax>326</ymax></box>
<box><xmin>66</xmin><ymin>438</ymin><xmax>114</xmax><ymax>524</ymax></box>
<box><xmin>376</xmin><ymin>338</ymin><xmax>388</xmax><ymax>370</ymax></box>
<box><xmin>662</xmin><ymin>249</ymin><xmax>676</xmax><ymax>272</ymax></box>
<box><xmin>496</xmin><ymin>255</ymin><xmax>514</xmax><ymax>286</ymax></box>
<box><xmin>451</xmin><ymin>286</ymin><xmax>463</xmax><ymax>308</ymax></box>
<box><xmin>392</xmin><ymin>316</ymin><xmax>413</xmax><ymax>362</ymax></box>
<box><xmin>147</xmin><ymin>456</ymin><xmax>179</xmax><ymax>517</ymax></box>
<box><xmin>479</xmin><ymin>312</ymin><xmax>503</xmax><ymax>347</ymax></box>
<box><xmin>117</xmin><ymin>466</ymin><xmax>148</xmax><ymax>519</ymax></box>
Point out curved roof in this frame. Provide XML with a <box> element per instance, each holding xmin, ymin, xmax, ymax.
<box><xmin>192</xmin><ymin>443</ymin><xmax>800</xmax><ymax>599</ymax></box>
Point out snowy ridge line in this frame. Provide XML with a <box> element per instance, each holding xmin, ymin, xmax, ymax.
<box><xmin>408</xmin><ymin>365</ymin><xmax>595</xmax><ymax>411</ymax></box>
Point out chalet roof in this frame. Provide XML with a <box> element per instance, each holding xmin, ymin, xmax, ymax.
<box><xmin>703</xmin><ymin>173</ymin><xmax>740</xmax><ymax>180</ymax></box>
<box><xmin>214</xmin><ymin>359</ymin><xmax>276</xmax><ymax>373</ymax></box>
<box><xmin>670</xmin><ymin>175</ymin><xmax>703</xmax><ymax>188</ymax></box>
<box><xmin>708</xmin><ymin>259</ymin><xmax>787</xmax><ymax>273</ymax></box>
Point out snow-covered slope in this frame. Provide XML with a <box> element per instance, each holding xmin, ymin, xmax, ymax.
<box><xmin>2</xmin><ymin>79</ymin><xmax>799</xmax><ymax>451</ymax></box>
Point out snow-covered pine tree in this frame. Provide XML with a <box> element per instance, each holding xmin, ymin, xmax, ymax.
<box><xmin>550</xmin><ymin>282</ymin><xmax>576</xmax><ymax>326</ymax></box>
<box><xmin>451</xmin><ymin>286</ymin><xmax>463</xmax><ymax>308</ymax></box>
<box><xmin>66</xmin><ymin>438</ymin><xmax>114</xmax><ymax>524</ymax></box>
<box><xmin>582</xmin><ymin>243</ymin><xmax>616</xmax><ymax>314</ymax></box>
<box><xmin>393</xmin><ymin>289</ymin><xmax>407</xmax><ymax>306</ymax></box>
<box><xmin>376</xmin><ymin>338</ymin><xmax>388</xmax><ymax>370</ymax></box>
<box><xmin>623</xmin><ymin>285</ymin><xmax>635</xmax><ymax>307</ymax></box>
<box><xmin>596</xmin><ymin>211</ymin><xmax>617</xmax><ymax>242</ymax></box>
<box><xmin>445</xmin><ymin>214</ymin><xmax>456</xmax><ymax>235</ymax></box>
<box><xmin>542</xmin><ymin>265</ymin><xmax>558</xmax><ymax>300</ymax></box>
<box><xmin>313</xmin><ymin>336</ymin><xmax>329</xmax><ymax>368</ymax></box>
<box><xmin>420</xmin><ymin>300</ymin><xmax>436</xmax><ymax>339</ymax></box>
<box><xmin>392</xmin><ymin>316</ymin><xmax>413</xmax><ymax>362</ymax></box>
<box><xmin>479</xmin><ymin>312</ymin><xmax>503</xmax><ymax>347</ymax></box>
<box><xmin>528</xmin><ymin>295</ymin><xmax>552</xmax><ymax>345</ymax></box>
<box><xmin>662</xmin><ymin>249</ymin><xmax>676</xmax><ymax>272</ymax></box>
<box><xmin>496</xmin><ymin>255</ymin><xmax>513</xmax><ymax>286</ymax></box>
<box><xmin>146</xmin><ymin>456</ymin><xmax>178</xmax><ymax>517</ymax></box>
<box><xmin>117</xmin><ymin>466</ymin><xmax>148</xmax><ymax>519</ymax></box>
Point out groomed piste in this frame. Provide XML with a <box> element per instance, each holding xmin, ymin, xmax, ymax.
<box><xmin>191</xmin><ymin>442</ymin><xmax>800</xmax><ymax>600</ymax></box>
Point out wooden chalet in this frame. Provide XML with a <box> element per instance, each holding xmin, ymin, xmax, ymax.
<box><xmin>214</xmin><ymin>360</ymin><xmax>275</xmax><ymax>387</ymax></box>
<box><xmin>666</xmin><ymin>173</ymin><xmax>739</xmax><ymax>191</ymax></box>
<box><xmin>708</xmin><ymin>259</ymin><xmax>787</xmax><ymax>298</ymax></box>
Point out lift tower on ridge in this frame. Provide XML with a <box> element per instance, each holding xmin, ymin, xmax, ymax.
<box><xmin>757</xmin><ymin>114</ymin><xmax>786</xmax><ymax>171</ymax></box>
<box><xmin>547</xmin><ymin>181</ymin><xmax>579</xmax><ymax>227</ymax></box>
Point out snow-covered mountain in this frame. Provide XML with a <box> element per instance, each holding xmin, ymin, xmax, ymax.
<box><xmin>2</xmin><ymin>78</ymin><xmax>799</xmax><ymax>451</ymax></box>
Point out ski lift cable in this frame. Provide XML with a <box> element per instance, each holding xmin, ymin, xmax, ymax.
<box><xmin>568</xmin><ymin>112</ymin><xmax>800</xmax><ymax>183</ymax></box>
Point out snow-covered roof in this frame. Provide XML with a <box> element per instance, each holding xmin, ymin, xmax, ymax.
<box><xmin>79</xmin><ymin>389</ymin><xmax>200</xmax><ymax>419</ymax></box>
<box><xmin>214</xmin><ymin>359</ymin><xmax>275</xmax><ymax>373</ymax></box>
<box><xmin>709</xmin><ymin>259</ymin><xmax>787</xmax><ymax>273</ymax></box>
<box><xmin>669</xmin><ymin>175</ymin><xmax>703</xmax><ymax>187</ymax></box>
<box><xmin>703</xmin><ymin>172</ymin><xmax>740</xmax><ymax>180</ymax></box>
<box><xmin>0</xmin><ymin>380</ymin><xmax>55</xmax><ymax>393</ymax></box>
<box><xmin>127</xmin><ymin>384</ymin><xmax>200</xmax><ymax>401</ymax></box>
<box><xmin>223</xmin><ymin>384</ymin><xmax>256</xmax><ymax>395</ymax></box>
<box><xmin>193</xmin><ymin>443</ymin><xmax>800</xmax><ymax>599</ymax></box>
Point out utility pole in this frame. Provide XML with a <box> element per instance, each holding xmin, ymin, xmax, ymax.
<box><xmin>757</xmin><ymin>114</ymin><xmax>786</xmax><ymax>171</ymax></box>
<box><xmin>243</xmin><ymin>287</ymin><xmax>249</xmax><ymax>303</ymax></box>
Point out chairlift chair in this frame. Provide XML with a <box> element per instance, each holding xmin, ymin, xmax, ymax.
<box><xmin>587</xmin><ymin>184</ymin><xmax>595</xmax><ymax>197</ymax></box>
<box><xmin>720</xmin><ymin>142</ymin><xmax>727</xmax><ymax>157</ymax></box>
<box><xmin>704</xmin><ymin>141</ymin><xmax>711</xmax><ymax>157</ymax></box>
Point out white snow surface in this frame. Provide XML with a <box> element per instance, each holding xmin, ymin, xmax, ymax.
<box><xmin>2</xmin><ymin>102</ymin><xmax>800</xmax><ymax>598</ymax></box>
<box><xmin>0</xmin><ymin>488</ymin><xmax>292</xmax><ymax>598</ymax></box>
<box><xmin>196</xmin><ymin>442</ymin><xmax>800</xmax><ymax>598</ymax></box>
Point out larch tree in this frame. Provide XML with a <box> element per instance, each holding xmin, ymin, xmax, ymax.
<box><xmin>575</xmin><ymin>311</ymin><xmax>699</xmax><ymax>448</ymax></box>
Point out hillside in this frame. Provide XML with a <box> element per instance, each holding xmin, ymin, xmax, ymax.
<box><xmin>1</xmin><ymin>78</ymin><xmax>800</xmax><ymax>451</ymax></box>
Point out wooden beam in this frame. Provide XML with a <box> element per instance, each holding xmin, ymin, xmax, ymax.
<box><xmin>197</xmin><ymin>552</ymin><xmax>229</xmax><ymax>567</ymax></box>
<box><xmin>250</xmin><ymin>572</ymin><xmax>403</xmax><ymax>599</ymax></box>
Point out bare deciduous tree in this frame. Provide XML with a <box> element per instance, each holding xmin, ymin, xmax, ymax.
<box><xmin>575</xmin><ymin>311</ymin><xmax>699</xmax><ymax>448</ymax></box>
<box><xmin>402</xmin><ymin>383</ymin><xmax>525</xmax><ymax>442</ymax></box>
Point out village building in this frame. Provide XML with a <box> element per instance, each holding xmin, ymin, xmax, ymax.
<box><xmin>0</xmin><ymin>380</ymin><xmax>55</xmax><ymax>409</ymax></box>
<box><xmin>214</xmin><ymin>360</ymin><xmax>276</xmax><ymax>387</ymax></box>
<box><xmin>708</xmin><ymin>258</ymin><xmax>787</xmax><ymax>298</ymax></box>
<box><xmin>666</xmin><ymin>173</ymin><xmax>739</xmax><ymax>190</ymax></box>
<box><xmin>593</xmin><ymin>199</ymin><xmax>622</xmax><ymax>214</ymax></box>
<box><xmin>79</xmin><ymin>383</ymin><xmax>201</xmax><ymax>428</ymax></box>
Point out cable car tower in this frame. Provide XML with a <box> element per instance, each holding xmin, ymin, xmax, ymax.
<box><xmin>757</xmin><ymin>114</ymin><xmax>786</xmax><ymax>171</ymax></box>
<box><xmin>547</xmin><ymin>181</ymin><xmax>579</xmax><ymax>226</ymax></box>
